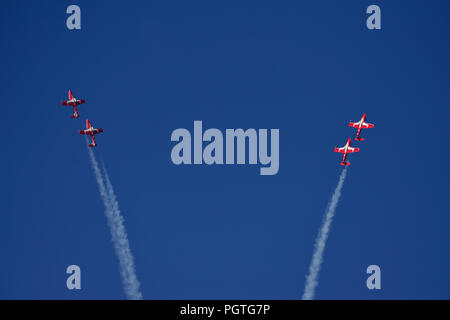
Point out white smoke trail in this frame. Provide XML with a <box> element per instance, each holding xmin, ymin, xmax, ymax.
<box><xmin>87</xmin><ymin>145</ymin><xmax>143</xmax><ymax>300</ymax></box>
<box><xmin>101</xmin><ymin>163</ymin><xmax>143</xmax><ymax>300</ymax></box>
<box><xmin>302</xmin><ymin>167</ymin><xmax>348</xmax><ymax>300</ymax></box>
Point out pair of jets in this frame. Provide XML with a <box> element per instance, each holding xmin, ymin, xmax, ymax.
<box><xmin>61</xmin><ymin>90</ymin><xmax>103</xmax><ymax>147</ymax></box>
<box><xmin>334</xmin><ymin>113</ymin><xmax>374</xmax><ymax>166</ymax></box>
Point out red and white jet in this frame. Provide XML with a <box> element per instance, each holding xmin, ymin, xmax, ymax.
<box><xmin>79</xmin><ymin>119</ymin><xmax>103</xmax><ymax>147</ymax></box>
<box><xmin>349</xmin><ymin>113</ymin><xmax>374</xmax><ymax>141</ymax></box>
<box><xmin>334</xmin><ymin>138</ymin><xmax>359</xmax><ymax>166</ymax></box>
<box><xmin>61</xmin><ymin>89</ymin><xmax>85</xmax><ymax>119</ymax></box>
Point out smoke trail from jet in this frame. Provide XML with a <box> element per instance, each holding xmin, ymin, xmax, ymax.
<box><xmin>101</xmin><ymin>163</ymin><xmax>143</xmax><ymax>300</ymax></box>
<box><xmin>87</xmin><ymin>144</ymin><xmax>143</xmax><ymax>300</ymax></box>
<box><xmin>302</xmin><ymin>167</ymin><xmax>348</xmax><ymax>300</ymax></box>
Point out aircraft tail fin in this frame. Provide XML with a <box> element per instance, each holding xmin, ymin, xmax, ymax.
<box><xmin>89</xmin><ymin>135</ymin><xmax>97</xmax><ymax>147</ymax></box>
<box><xmin>70</xmin><ymin>106</ymin><xmax>79</xmax><ymax>119</ymax></box>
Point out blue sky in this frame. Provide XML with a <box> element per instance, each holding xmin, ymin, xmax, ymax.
<box><xmin>1</xmin><ymin>0</ymin><xmax>450</xmax><ymax>299</ymax></box>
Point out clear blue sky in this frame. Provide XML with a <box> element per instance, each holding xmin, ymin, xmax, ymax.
<box><xmin>1</xmin><ymin>0</ymin><xmax>450</xmax><ymax>299</ymax></box>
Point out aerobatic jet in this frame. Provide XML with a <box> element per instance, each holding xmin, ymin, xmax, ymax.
<box><xmin>61</xmin><ymin>89</ymin><xmax>85</xmax><ymax>118</ymax></box>
<box><xmin>334</xmin><ymin>138</ymin><xmax>359</xmax><ymax>166</ymax></box>
<box><xmin>79</xmin><ymin>119</ymin><xmax>103</xmax><ymax>147</ymax></box>
<box><xmin>349</xmin><ymin>113</ymin><xmax>374</xmax><ymax>141</ymax></box>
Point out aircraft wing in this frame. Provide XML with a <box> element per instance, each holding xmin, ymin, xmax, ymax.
<box><xmin>62</xmin><ymin>99</ymin><xmax>85</xmax><ymax>106</ymax></box>
<box><xmin>346</xmin><ymin>147</ymin><xmax>360</xmax><ymax>153</ymax></box>
<box><xmin>349</xmin><ymin>121</ymin><xmax>374</xmax><ymax>129</ymax></box>
<box><xmin>334</xmin><ymin>147</ymin><xmax>346</xmax><ymax>153</ymax></box>
<box><xmin>360</xmin><ymin>122</ymin><xmax>374</xmax><ymax>129</ymax></box>
<box><xmin>334</xmin><ymin>147</ymin><xmax>360</xmax><ymax>153</ymax></box>
<box><xmin>92</xmin><ymin>128</ymin><xmax>103</xmax><ymax>134</ymax></box>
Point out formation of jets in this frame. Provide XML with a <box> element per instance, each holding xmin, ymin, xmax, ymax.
<box><xmin>61</xmin><ymin>90</ymin><xmax>372</xmax><ymax>157</ymax></box>
<box><xmin>334</xmin><ymin>113</ymin><xmax>374</xmax><ymax>166</ymax></box>
<box><xmin>61</xmin><ymin>90</ymin><xmax>103</xmax><ymax>147</ymax></box>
